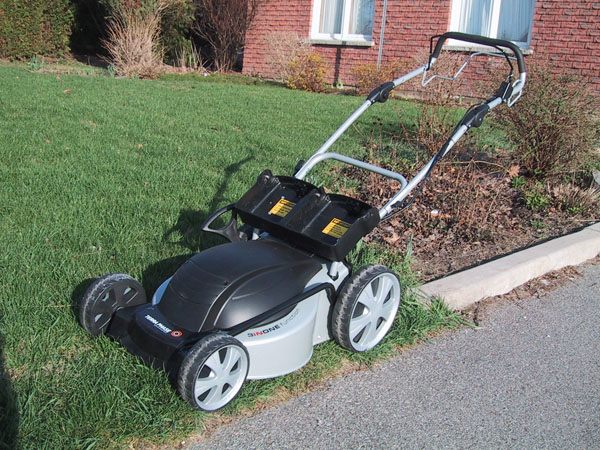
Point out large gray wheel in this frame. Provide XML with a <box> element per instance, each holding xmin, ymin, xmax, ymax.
<box><xmin>332</xmin><ymin>264</ymin><xmax>401</xmax><ymax>352</ymax></box>
<box><xmin>178</xmin><ymin>333</ymin><xmax>249</xmax><ymax>411</ymax></box>
<box><xmin>79</xmin><ymin>273</ymin><xmax>147</xmax><ymax>336</ymax></box>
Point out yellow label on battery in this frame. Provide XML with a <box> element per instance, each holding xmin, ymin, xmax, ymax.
<box><xmin>322</xmin><ymin>218</ymin><xmax>351</xmax><ymax>238</ymax></box>
<box><xmin>269</xmin><ymin>198</ymin><xmax>295</xmax><ymax>217</ymax></box>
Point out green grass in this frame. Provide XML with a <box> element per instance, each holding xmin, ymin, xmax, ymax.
<box><xmin>0</xmin><ymin>66</ymin><xmax>466</xmax><ymax>449</ymax></box>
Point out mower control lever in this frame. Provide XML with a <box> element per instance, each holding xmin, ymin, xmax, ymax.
<box><xmin>367</xmin><ymin>82</ymin><xmax>395</xmax><ymax>103</ymax></box>
<box><xmin>461</xmin><ymin>103</ymin><xmax>490</xmax><ymax>129</ymax></box>
<box><xmin>494</xmin><ymin>80</ymin><xmax>513</xmax><ymax>103</ymax></box>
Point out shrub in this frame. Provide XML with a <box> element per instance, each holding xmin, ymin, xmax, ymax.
<box><xmin>286</xmin><ymin>50</ymin><xmax>329</xmax><ymax>93</ymax></box>
<box><xmin>263</xmin><ymin>31</ymin><xmax>311</xmax><ymax>83</ymax></box>
<box><xmin>0</xmin><ymin>0</ymin><xmax>74</xmax><ymax>59</ymax></box>
<box><xmin>157</xmin><ymin>0</ymin><xmax>195</xmax><ymax>65</ymax></box>
<box><xmin>172</xmin><ymin>41</ymin><xmax>203</xmax><ymax>71</ymax></box>
<box><xmin>95</xmin><ymin>0</ymin><xmax>194</xmax><ymax>64</ymax></box>
<box><xmin>523</xmin><ymin>182</ymin><xmax>551</xmax><ymax>211</ymax></box>
<box><xmin>102</xmin><ymin>1</ymin><xmax>172</xmax><ymax>78</ymax></box>
<box><xmin>192</xmin><ymin>0</ymin><xmax>260</xmax><ymax>72</ymax></box>
<box><xmin>496</xmin><ymin>57</ymin><xmax>600</xmax><ymax>179</ymax></box>
<box><xmin>551</xmin><ymin>183</ymin><xmax>600</xmax><ymax>216</ymax></box>
<box><xmin>350</xmin><ymin>61</ymin><xmax>407</xmax><ymax>96</ymax></box>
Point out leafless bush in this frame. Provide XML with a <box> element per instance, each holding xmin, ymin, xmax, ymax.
<box><xmin>264</xmin><ymin>31</ymin><xmax>310</xmax><ymax>82</ymax></box>
<box><xmin>495</xmin><ymin>57</ymin><xmax>600</xmax><ymax>178</ymax></box>
<box><xmin>103</xmin><ymin>0</ymin><xmax>176</xmax><ymax>78</ymax></box>
<box><xmin>404</xmin><ymin>50</ymin><xmax>469</xmax><ymax>158</ymax></box>
<box><xmin>192</xmin><ymin>0</ymin><xmax>261</xmax><ymax>72</ymax></box>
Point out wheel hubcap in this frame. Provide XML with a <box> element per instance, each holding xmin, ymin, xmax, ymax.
<box><xmin>93</xmin><ymin>284</ymin><xmax>141</xmax><ymax>331</ymax></box>
<box><xmin>350</xmin><ymin>273</ymin><xmax>400</xmax><ymax>351</ymax></box>
<box><xmin>194</xmin><ymin>345</ymin><xmax>248</xmax><ymax>411</ymax></box>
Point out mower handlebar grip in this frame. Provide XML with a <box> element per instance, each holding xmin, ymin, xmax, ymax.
<box><xmin>431</xmin><ymin>32</ymin><xmax>526</xmax><ymax>75</ymax></box>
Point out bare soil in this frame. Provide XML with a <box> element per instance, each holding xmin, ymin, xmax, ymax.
<box><xmin>346</xmin><ymin>150</ymin><xmax>598</xmax><ymax>282</ymax></box>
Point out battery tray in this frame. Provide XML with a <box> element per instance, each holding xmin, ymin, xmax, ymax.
<box><xmin>235</xmin><ymin>171</ymin><xmax>380</xmax><ymax>261</ymax></box>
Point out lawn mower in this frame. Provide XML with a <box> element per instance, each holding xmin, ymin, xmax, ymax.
<box><xmin>79</xmin><ymin>33</ymin><xmax>526</xmax><ymax>411</ymax></box>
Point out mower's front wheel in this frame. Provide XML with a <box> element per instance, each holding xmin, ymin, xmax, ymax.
<box><xmin>178</xmin><ymin>333</ymin><xmax>249</xmax><ymax>411</ymax></box>
<box><xmin>332</xmin><ymin>264</ymin><xmax>401</xmax><ymax>352</ymax></box>
<box><xmin>79</xmin><ymin>273</ymin><xmax>147</xmax><ymax>336</ymax></box>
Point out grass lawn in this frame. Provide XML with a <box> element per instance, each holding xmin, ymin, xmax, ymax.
<box><xmin>0</xmin><ymin>65</ymin><xmax>465</xmax><ymax>449</ymax></box>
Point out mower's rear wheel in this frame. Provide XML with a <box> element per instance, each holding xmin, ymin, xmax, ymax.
<box><xmin>332</xmin><ymin>264</ymin><xmax>401</xmax><ymax>352</ymax></box>
<box><xmin>178</xmin><ymin>334</ymin><xmax>249</xmax><ymax>411</ymax></box>
<box><xmin>79</xmin><ymin>273</ymin><xmax>147</xmax><ymax>336</ymax></box>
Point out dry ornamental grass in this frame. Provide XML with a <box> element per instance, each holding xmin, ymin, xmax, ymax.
<box><xmin>103</xmin><ymin>1</ymin><xmax>175</xmax><ymax>78</ymax></box>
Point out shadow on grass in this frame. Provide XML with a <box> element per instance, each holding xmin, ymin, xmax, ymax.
<box><xmin>70</xmin><ymin>278</ymin><xmax>96</xmax><ymax>325</ymax></box>
<box><xmin>0</xmin><ymin>331</ymin><xmax>19</xmax><ymax>450</ymax></box>
<box><xmin>70</xmin><ymin>156</ymin><xmax>255</xmax><ymax>325</ymax></box>
<box><xmin>162</xmin><ymin>155</ymin><xmax>254</xmax><ymax>253</ymax></box>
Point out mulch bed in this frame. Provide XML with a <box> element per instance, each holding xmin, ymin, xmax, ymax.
<box><xmin>344</xmin><ymin>150</ymin><xmax>598</xmax><ymax>282</ymax></box>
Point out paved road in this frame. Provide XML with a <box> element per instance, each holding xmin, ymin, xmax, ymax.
<box><xmin>189</xmin><ymin>263</ymin><xmax>600</xmax><ymax>449</ymax></box>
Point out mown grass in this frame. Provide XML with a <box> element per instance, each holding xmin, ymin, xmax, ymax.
<box><xmin>0</xmin><ymin>65</ymin><xmax>465</xmax><ymax>449</ymax></box>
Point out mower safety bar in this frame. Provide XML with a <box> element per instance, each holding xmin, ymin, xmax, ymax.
<box><xmin>430</xmin><ymin>32</ymin><xmax>526</xmax><ymax>76</ymax></box>
<box><xmin>296</xmin><ymin>152</ymin><xmax>408</xmax><ymax>190</ymax></box>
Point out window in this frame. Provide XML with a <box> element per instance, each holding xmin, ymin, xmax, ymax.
<box><xmin>311</xmin><ymin>0</ymin><xmax>376</xmax><ymax>44</ymax></box>
<box><xmin>450</xmin><ymin>0</ymin><xmax>535</xmax><ymax>47</ymax></box>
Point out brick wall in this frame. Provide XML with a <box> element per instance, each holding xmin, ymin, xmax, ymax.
<box><xmin>243</xmin><ymin>0</ymin><xmax>451</xmax><ymax>83</ymax></box>
<box><xmin>243</xmin><ymin>0</ymin><xmax>313</xmax><ymax>77</ymax></box>
<box><xmin>531</xmin><ymin>0</ymin><xmax>600</xmax><ymax>92</ymax></box>
<box><xmin>243</xmin><ymin>0</ymin><xmax>600</xmax><ymax>93</ymax></box>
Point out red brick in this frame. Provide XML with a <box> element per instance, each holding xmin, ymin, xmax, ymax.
<box><xmin>243</xmin><ymin>0</ymin><xmax>599</xmax><ymax>94</ymax></box>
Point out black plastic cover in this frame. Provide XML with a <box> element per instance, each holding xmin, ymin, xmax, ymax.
<box><xmin>367</xmin><ymin>81</ymin><xmax>395</xmax><ymax>103</ymax></box>
<box><xmin>107</xmin><ymin>304</ymin><xmax>195</xmax><ymax>372</ymax></box>
<box><xmin>235</xmin><ymin>171</ymin><xmax>380</xmax><ymax>261</ymax></box>
<box><xmin>157</xmin><ymin>240</ymin><xmax>322</xmax><ymax>332</ymax></box>
<box><xmin>430</xmin><ymin>32</ymin><xmax>526</xmax><ymax>75</ymax></box>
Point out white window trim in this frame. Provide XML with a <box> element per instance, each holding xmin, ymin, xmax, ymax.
<box><xmin>310</xmin><ymin>0</ymin><xmax>375</xmax><ymax>46</ymax></box>
<box><xmin>447</xmin><ymin>0</ymin><xmax>534</xmax><ymax>49</ymax></box>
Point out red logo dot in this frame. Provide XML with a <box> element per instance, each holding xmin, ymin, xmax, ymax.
<box><xmin>171</xmin><ymin>330</ymin><xmax>183</xmax><ymax>338</ymax></box>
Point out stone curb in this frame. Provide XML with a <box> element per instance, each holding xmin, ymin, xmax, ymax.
<box><xmin>416</xmin><ymin>222</ymin><xmax>600</xmax><ymax>310</ymax></box>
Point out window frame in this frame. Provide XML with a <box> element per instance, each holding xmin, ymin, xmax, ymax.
<box><xmin>310</xmin><ymin>0</ymin><xmax>375</xmax><ymax>46</ymax></box>
<box><xmin>448</xmin><ymin>0</ymin><xmax>535</xmax><ymax>49</ymax></box>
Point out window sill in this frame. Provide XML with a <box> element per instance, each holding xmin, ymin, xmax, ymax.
<box><xmin>443</xmin><ymin>43</ymin><xmax>534</xmax><ymax>56</ymax></box>
<box><xmin>310</xmin><ymin>38</ymin><xmax>374</xmax><ymax>47</ymax></box>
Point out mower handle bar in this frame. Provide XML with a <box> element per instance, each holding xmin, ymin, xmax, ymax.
<box><xmin>430</xmin><ymin>32</ymin><xmax>526</xmax><ymax>76</ymax></box>
<box><xmin>295</xmin><ymin>33</ymin><xmax>527</xmax><ymax>220</ymax></box>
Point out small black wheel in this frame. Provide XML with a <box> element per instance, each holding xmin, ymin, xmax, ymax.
<box><xmin>79</xmin><ymin>273</ymin><xmax>147</xmax><ymax>336</ymax></box>
<box><xmin>332</xmin><ymin>264</ymin><xmax>401</xmax><ymax>352</ymax></box>
<box><xmin>178</xmin><ymin>333</ymin><xmax>249</xmax><ymax>411</ymax></box>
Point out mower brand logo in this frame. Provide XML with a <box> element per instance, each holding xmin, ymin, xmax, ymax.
<box><xmin>144</xmin><ymin>314</ymin><xmax>173</xmax><ymax>334</ymax></box>
<box><xmin>246</xmin><ymin>308</ymin><xmax>299</xmax><ymax>338</ymax></box>
<box><xmin>247</xmin><ymin>324</ymin><xmax>280</xmax><ymax>337</ymax></box>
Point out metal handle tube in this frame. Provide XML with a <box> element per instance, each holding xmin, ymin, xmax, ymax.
<box><xmin>379</xmin><ymin>93</ymin><xmax>506</xmax><ymax>218</ymax></box>
<box><xmin>378</xmin><ymin>124</ymin><xmax>469</xmax><ymax>218</ymax></box>
<box><xmin>295</xmin><ymin>64</ymin><xmax>430</xmax><ymax>181</ymax></box>
<box><xmin>392</xmin><ymin>64</ymin><xmax>430</xmax><ymax>87</ymax></box>
<box><xmin>295</xmin><ymin>100</ymin><xmax>372</xmax><ymax>180</ymax></box>
<box><xmin>296</xmin><ymin>152</ymin><xmax>408</xmax><ymax>189</ymax></box>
